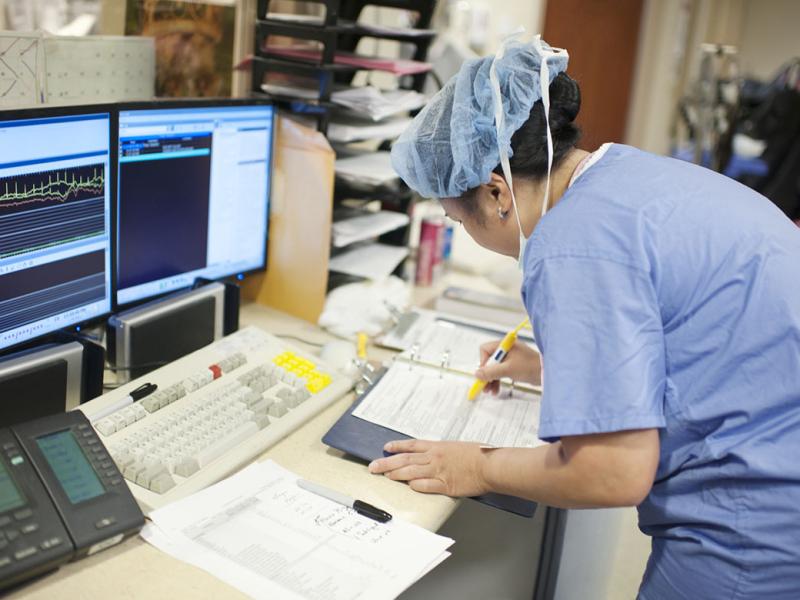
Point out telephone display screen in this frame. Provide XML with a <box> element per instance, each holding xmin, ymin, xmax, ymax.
<box><xmin>36</xmin><ymin>430</ymin><xmax>105</xmax><ymax>504</ymax></box>
<box><xmin>0</xmin><ymin>460</ymin><xmax>25</xmax><ymax>513</ymax></box>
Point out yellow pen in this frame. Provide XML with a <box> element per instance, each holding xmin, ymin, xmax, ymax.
<box><xmin>468</xmin><ymin>318</ymin><xmax>531</xmax><ymax>401</ymax></box>
<box><xmin>357</xmin><ymin>332</ymin><xmax>368</xmax><ymax>361</ymax></box>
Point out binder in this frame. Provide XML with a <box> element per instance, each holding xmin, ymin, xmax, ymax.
<box><xmin>378</xmin><ymin>308</ymin><xmax>539</xmax><ymax>391</ymax></box>
<box><xmin>323</xmin><ymin>357</ymin><xmax>540</xmax><ymax>518</ymax></box>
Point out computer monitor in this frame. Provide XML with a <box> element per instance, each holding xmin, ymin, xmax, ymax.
<box><xmin>115</xmin><ymin>100</ymin><xmax>275</xmax><ymax>306</ymax></box>
<box><xmin>0</xmin><ymin>108</ymin><xmax>113</xmax><ymax>353</ymax></box>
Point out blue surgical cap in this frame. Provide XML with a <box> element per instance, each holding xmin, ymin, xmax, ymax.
<box><xmin>391</xmin><ymin>37</ymin><xmax>569</xmax><ymax>199</ymax></box>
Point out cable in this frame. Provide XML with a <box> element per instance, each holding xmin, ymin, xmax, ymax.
<box><xmin>429</xmin><ymin>69</ymin><xmax>445</xmax><ymax>91</ymax></box>
<box><xmin>104</xmin><ymin>360</ymin><xmax>168</xmax><ymax>373</ymax></box>
<box><xmin>74</xmin><ymin>332</ymin><xmax>103</xmax><ymax>343</ymax></box>
<box><xmin>274</xmin><ymin>334</ymin><xmax>326</xmax><ymax>348</ymax></box>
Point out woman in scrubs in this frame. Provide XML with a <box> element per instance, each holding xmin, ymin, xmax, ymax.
<box><xmin>368</xmin><ymin>36</ymin><xmax>800</xmax><ymax>598</ymax></box>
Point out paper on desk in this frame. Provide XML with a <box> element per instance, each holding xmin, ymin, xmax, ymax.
<box><xmin>142</xmin><ymin>461</ymin><xmax>453</xmax><ymax>600</ymax></box>
<box><xmin>333</xmin><ymin>211</ymin><xmax>410</xmax><ymax>248</ymax></box>
<box><xmin>353</xmin><ymin>364</ymin><xmax>545</xmax><ymax>448</ymax></box>
<box><xmin>329</xmin><ymin>243</ymin><xmax>409</xmax><ymax>280</ymax></box>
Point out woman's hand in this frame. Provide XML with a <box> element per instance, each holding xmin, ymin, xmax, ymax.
<box><xmin>477</xmin><ymin>340</ymin><xmax>542</xmax><ymax>394</ymax></box>
<box><xmin>368</xmin><ymin>439</ymin><xmax>491</xmax><ymax>497</ymax></box>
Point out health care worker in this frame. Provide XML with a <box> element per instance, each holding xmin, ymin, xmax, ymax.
<box><xmin>369</xmin><ymin>35</ymin><xmax>800</xmax><ymax>598</ymax></box>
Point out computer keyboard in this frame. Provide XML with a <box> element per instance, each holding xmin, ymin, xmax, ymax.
<box><xmin>79</xmin><ymin>326</ymin><xmax>354</xmax><ymax>514</ymax></box>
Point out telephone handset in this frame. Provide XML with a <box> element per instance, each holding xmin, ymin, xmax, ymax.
<box><xmin>0</xmin><ymin>411</ymin><xmax>144</xmax><ymax>589</ymax></box>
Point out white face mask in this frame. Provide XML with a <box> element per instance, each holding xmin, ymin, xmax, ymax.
<box><xmin>489</xmin><ymin>33</ymin><xmax>567</xmax><ymax>267</ymax></box>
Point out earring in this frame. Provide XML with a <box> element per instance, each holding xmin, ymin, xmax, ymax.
<box><xmin>498</xmin><ymin>207</ymin><xmax>508</xmax><ymax>220</ymax></box>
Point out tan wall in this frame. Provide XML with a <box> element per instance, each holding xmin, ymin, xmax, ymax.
<box><xmin>738</xmin><ymin>0</ymin><xmax>800</xmax><ymax>79</ymax></box>
<box><xmin>99</xmin><ymin>0</ymin><xmax>126</xmax><ymax>35</ymax></box>
<box><xmin>625</xmin><ymin>0</ymin><xmax>690</xmax><ymax>154</ymax></box>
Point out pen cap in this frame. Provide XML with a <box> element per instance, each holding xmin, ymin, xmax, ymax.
<box><xmin>498</xmin><ymin>331</ymin><xmax>518</xmax><ymax>353</ymax></box>
<box><xmin>353</xmin><ymin>500</ymin><xmax>392</xmax><ymax>523</ymax></box>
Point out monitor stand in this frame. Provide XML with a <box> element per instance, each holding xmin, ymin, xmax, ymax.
<box><xmin>193</xmin><ymin>277</ymin><xmax>241</xmax><ymax>336</ymax></box>
<box><xmin>0</xmin><ymin>340</ymin><xmax>102</xmax><ymax>428</ymax></box>
<box><xmin>106</xmin><ymin>283</ymin><xmax>226</xmax><ymax>384</ymax></box>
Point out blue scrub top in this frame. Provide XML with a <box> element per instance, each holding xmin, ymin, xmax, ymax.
<box><xmin>521</xmin><ymin>144</ymin><xmax>800</xmax><ymax>599</ymax></box>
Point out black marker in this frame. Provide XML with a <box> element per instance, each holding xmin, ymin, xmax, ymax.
<box><xmin>89</xmin><ymin>382</ymin><xmax>158</xmax><ymax>422</ymax></box>
<box><xmin>297</xmin><ymin>479</ymin><xmax>392</xmax><ymax>523</ymax></box>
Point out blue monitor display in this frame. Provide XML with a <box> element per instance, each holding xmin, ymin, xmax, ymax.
<box><xmin>115</xmin><ymin>103</ymin><xmax>274</xmax><ymax>306</ymax></box>
<box><xmin>0</xmin><ymin>112</ymin><xmax>112</xmax><ymax>352</ymax></box>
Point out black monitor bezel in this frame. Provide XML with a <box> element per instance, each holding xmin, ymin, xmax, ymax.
<box><xmin>112</xmin><ymin>97</ymin><xmax>275</xmax><ymax>310</ymax></box>
<box><xmin>0</xmin><ymin>103</ymin><xmax>117</xmax><ymax>357</ymax></box>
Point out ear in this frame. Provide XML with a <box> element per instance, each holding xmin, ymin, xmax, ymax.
<box><xmin>487</xmin><ymin>172</ymin><xmax>514</xmax><ymax>216</ymax></box>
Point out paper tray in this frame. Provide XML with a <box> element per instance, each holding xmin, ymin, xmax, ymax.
<box><xmin>322</xmin><ymin>370</ymin><xmax>537</xmax><ymax>518</ymax></box>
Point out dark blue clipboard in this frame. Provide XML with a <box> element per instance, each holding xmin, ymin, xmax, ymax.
<box><xmin>322</xmin><ymin>368</ymin><xmax>537</xmax><ymax>518</ymax></box>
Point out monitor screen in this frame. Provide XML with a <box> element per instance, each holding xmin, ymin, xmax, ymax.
<box><xmin>0</xmin><ymin>112</ymin><xmax>112</xmax><ymax>352</ymax></box>
<box><xmin>115</xmin><ymin>103</ymin><xmax>274</xmax><ymax>306</ymax></box>
<box><xmin>0</xmin><ymin>459</ymin><xmax>26</xmax><ymax>513</ymax></box>
<box><xmin>36</xmin><ymin>429</ymin><xmax>105</xmax><ymax>504</ymax></box>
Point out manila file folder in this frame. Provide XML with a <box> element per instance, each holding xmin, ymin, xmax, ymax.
<box><xmin>243</xmin><ymin>115</ymin><xmax>334</xmax><ymax>322</ymax></box>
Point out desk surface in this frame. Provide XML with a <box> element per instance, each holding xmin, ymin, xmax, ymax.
<box><xmin>8</xmin><ymin>302</ymin><xmax>459</xmax><ymax>600</ymax></box>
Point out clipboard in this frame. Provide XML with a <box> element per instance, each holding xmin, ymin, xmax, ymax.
<box><xmin>323</xmin><ymin>367</ymin><xmax>538</xmax><ymax>518</ymax></box>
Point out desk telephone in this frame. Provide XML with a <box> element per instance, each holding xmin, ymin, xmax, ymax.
<box><xmin>0</xmin><ymin>410</ymin><xmax>144</xmax><ymax>589</ymax></box>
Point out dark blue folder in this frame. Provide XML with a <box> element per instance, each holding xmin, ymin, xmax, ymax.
<box><xmin>322</xmin><ymin>370</ymin><xmax>537</xmax><ymax>518</ymax></box>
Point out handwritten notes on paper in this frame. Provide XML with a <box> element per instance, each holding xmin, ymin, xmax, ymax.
<box><xmin>142</xmin><ymin>461</ymin><xmax>453</xmax><ymax>600</ymax></box>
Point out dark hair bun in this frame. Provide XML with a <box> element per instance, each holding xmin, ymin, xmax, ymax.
<box><xmin>548</xmin><ymin>72</ymin><xmax>581</xmax><ymax>129</ymax></box>
<box><xmin>496</xmin><ymin>72</ymin><xmax>582</xmax><ymax>181</ymax></box>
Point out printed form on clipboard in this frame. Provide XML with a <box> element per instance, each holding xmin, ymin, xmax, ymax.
<box><xmin>353</xmin><ymin>318</ymin><xmax>545</xmax><ymax>449</ymax></box>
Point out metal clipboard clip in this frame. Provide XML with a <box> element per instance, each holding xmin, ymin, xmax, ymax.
<box><xmin>439</xmin><ymin>351</ymin><xmax>450</xmax><ymax>379</ymax></box>
<box><xmin>408</xmin><ymin>343</ymin><xmax>420</xmax><ymax>370</ymax></box>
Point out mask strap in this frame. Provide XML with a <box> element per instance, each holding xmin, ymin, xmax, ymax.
<box><xmin>490</xmin><ymin>33</ymin><xmax>569</xmax><ymax>240</ymax></box>
<box><xmin>489</xmin><ymin>29</ymin><xmax>525</xmax><ymax>243</ymax></box>
<box><xmin>532</xmin><ymin>35</ymin><xmax>564</xmax><ymax>221</ymax></box>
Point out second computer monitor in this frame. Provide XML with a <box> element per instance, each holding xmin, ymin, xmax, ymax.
<box><xmin>115</xmin><ymin>101</ymin><xmax>274</xmax><ymax>306</ymax></box>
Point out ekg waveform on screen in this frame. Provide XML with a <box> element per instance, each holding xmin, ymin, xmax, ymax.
<box><xmin>0</xmin><ymin>164</ymin><xmax>106</xmax><ymax>259</ymax></box>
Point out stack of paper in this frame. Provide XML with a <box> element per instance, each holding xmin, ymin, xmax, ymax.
<box><xmin>335</xmin><ymin>151</ymin><xmax>398</xmax><ymax>187</ymax></box>
<box><xmin>333</xmin><ymin>211</ymin><xmax>410</xmax><ymax>248</ymax></box>
<box><xmin>264</xmin><ymin>14</ymin><xmax>435</xmax><ymax>39</ymax></box>
<box><xmin>339</xmin><ymin>21</ymin><xmax>437</xmax><ymax>39</ymax></box>
<box><xmin>265</xmin><ymin>13</ymin><xmax>325</xmax><ymax>25</ymax></box>
<box><xmin>260</xmin><ymin>83</ymin><xmax>426</xmax><ymax>122</ymax></box>
<box><xmin>327</xmin><ymin>115</ymin><xmax>412</xmax><ymax>143</ymax></box>
<box><xmin>265</xmin><ymin>45</ymin><xmax>432</xmax><ymax>76</ymax></box>
<box><xmin>329</xmin><ymin>243</ymin><xmax>409</xmax><ymax>280</ymax></box>
<box><xmin>142</xmin><ymin>461</ymin><xmax>453</xmax><ymax>600</ymax></box>
<box><xmin>331</xmin><ymin>86</ymin><xmax>427</xmax><ymax>121</ymax></box>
